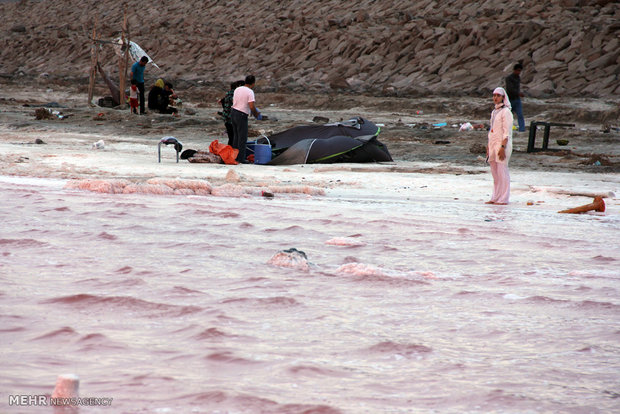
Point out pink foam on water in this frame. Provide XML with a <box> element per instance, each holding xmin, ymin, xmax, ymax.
<box><xmin>66</xmin><ymin>178</ymin><xmax>214</xmax><ymax>196</ymax></box>
<box><xmin>64</xmin><ymin>179</ymin><xmax>322</xmax><ymax>199</ymax></box>
<box><xmin>173</xmin><ymin>188</ymin><xmax>196</xmax><ymax>195</ymax></box>
<box><xmin>325</xmin><ymin>237</ymin><xmax>366</xmax><ymax>247</ymax></box>
<box><xmin>122</xmin><ymin>184</ymin><xmax>175</xmax><ymax>195</ymax></box>
<box><xmin>65</xmin><ymin>179</ymin><xmax>130</xmax><ymax>194</ymax></box>
<box><xmin>269</xmin><ymin>185</ymin><xmax>325</xmax><ymax>196</ymax></box>
<box><xmin>146</xmin><ymin>179</ymin><xmax>212</xmax><ymax>192</ymax></box>
<box><xmin>336</xmin><ymin>263</ymin><xmax>387</xmax><ymax>277</ymax></box>
<box><xmin>211</xmin><ymin>183</ymin><xmax>247</xmax><ymax>197</ymax></box>
<box><xmin>412</xmin><ymin>271</ymin><xmax>437</xmax><ymax>279</ymax></box>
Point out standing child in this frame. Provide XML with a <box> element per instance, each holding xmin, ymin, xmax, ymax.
<box><xmin>129</xmin><ymin>79</ymin><xmax>139</xmax><ymax>114</ymax></box>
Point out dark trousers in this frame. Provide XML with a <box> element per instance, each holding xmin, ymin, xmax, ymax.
<box><xmin>137</xmin><ymin>82</ymin><xmax>145</xmax><ymax>114</ymax></box>
<box><xmin>225</xmin><ymin>122</ymin><xmax>234</xmax><ymax>146</ymax></box>
<box><xmin>231</xmin><ymin>109</ymin><xmax>248</xmax><ymax>163</ymax></box>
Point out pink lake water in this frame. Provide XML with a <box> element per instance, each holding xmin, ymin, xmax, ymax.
<box><xmin>1</xmin><ymin>176</ymin><xmax>619</xmax><ymax>413</ymax></box>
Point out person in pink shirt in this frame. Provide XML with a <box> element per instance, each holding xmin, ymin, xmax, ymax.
<box><xmin>486</xmin><ymin>87</ymin><xmax>514</xmax><ymax>205</ymax></box>
<box><xmin>231</xmin><ymin>75</ymin><xmax>261</xmax><ymax>163</ymax></box>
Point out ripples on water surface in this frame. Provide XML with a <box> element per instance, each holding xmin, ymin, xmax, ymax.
<box><xmin>1</xmin><ymin>177</ymin><xmax>619</xmax><ymax>413</ymax></box>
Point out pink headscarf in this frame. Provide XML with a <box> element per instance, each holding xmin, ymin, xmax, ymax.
<box><xmin>493</xmin><ymin>87</ymin><xmax>511</xmax><ymax>109</ymax></box>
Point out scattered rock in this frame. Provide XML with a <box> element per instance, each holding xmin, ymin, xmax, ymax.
<box><xmin>312</xmin><ymin>116</ymin><xmax>329</xmax><ymax>123</ymax></box>
<box><xmin>580</xmin><ymin>154</ymin><xmax>611</xmax><ymax>166</ymax></box>
<box><xmin>97</xmin><ymin>96</ymin><xmax>116</xmax><ymax>108</ymax></box>
<box><xmin>91</xmin><ymin>140</ymin><xmax>105</xmax><ymax>149</ymax></box>
<box><xmin>267</xmin><ymin>248</ymin><xmax>309</xmax><ymax>271</ymax></box>
<box><xmin>34</xmin><ymin>108</ymin><xmax>53</xmax><ymax>120</ymax></box>
<box><xmin>34</xmin><ymin>138</ymin><xmax>46</xmax><ymax>144</ymax></box>
<box><xmin>328</xmin><ymin>76</ymin><xmax>350</xmax><ymax>90</ymax></box>
<box><xmin>0</xmin><ymin>2</ymin><xmax>618</xmax><ymax>97</ymax></box>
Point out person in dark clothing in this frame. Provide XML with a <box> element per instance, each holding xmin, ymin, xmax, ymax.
<box><xmin>505</xmin><ymin>63</ymin><xmax>525</xmax><ymax>132</ymax></box>
<box><xmin>130</xmin><ymin>56</ymin><xmax>148</xmax><ymax>114</ymax></box>
<box><xmin>161</xmin><ymin>82</ymin><xmax>178</xmax><ymax>115</ymax></box>
<box><xmin>147</xmin><ymin>79</ymin><xmax>178</xmax><ymax>115</ymax></box>
<box><xmin>147</xmin><ymin>78</ymin><xmax>164</xmax><ymax>111</ymax></box>
<box><xmin>218</xmin><ymin>80</ymin><xmax>244</xmax><ymax>146</ymax></box>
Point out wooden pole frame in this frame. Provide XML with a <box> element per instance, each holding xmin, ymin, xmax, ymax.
<box><xmin>88</xmin><ymin>8</ymin><xmax>135</xmax><ymax>109</ymax></box>
<box><xmin>118</xmin><ymin>5</ymin><xmax>129</xmax><ymax>109</ymax></box>
<box><xmin>87</xmin><ymin>19</ymin><xmax>99</xmax><ymax>107</ymax></box>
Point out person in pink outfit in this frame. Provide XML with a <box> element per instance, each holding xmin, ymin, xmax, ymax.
<box><xmin>486</xmin><ymin>87</ymin><xmax>514</xmax><ymax>205</ymax></box>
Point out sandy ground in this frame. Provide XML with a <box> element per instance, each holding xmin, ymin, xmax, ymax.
<box><xmin>0</xmin><ymin>80</ymin><xmax>618</xmax><ymax>214</ymax></box>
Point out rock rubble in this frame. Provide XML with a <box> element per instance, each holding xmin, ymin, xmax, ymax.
<box><xmin>1</xmin><ymin>0</ymin><xmax>618</xmax><ymax>97</ymax></box>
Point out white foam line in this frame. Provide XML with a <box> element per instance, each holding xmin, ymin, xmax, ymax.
<box><xmin>0</xmin><ymin>175</ymin><xmax>67</xmax><ymax>189</ymax></box>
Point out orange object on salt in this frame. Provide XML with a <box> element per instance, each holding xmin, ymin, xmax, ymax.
<box><xmin>558</xmin><ymin>196</ymin><xmax>605</xmax><ymax>214</ymax></box>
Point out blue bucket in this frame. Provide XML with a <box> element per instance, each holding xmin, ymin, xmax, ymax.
<box><xmin>254</xmin><ymin>136</ymin><xmax>272</xmax><ymax>165</ymax></box>
<box><xmin>246</xmin><ymin>140</ymin><xmax>257</xmax><ymax>156</ymax></box>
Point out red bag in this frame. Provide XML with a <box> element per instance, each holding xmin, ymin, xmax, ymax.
<box><xmin>209</xmin><ymin>140</ymin><xmax>239</xmax><ymax>165</ymax></box>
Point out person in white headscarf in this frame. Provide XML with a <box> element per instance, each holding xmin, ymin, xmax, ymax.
<box><xmin>486</xmin><ymin>87</ymin><xmax>514</xmax><ymax>205</ymax></box>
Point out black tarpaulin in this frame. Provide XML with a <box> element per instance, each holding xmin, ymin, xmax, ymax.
<box><xmin>257</xmin><ymin>117</ymin><xmax>393</xmax><ymax>165</ymax></box>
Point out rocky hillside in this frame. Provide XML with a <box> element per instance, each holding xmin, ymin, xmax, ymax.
<box><xmin>1</xmin><ymin>0</ymin><xmax>619</xmax><ymax>97</ymax></box>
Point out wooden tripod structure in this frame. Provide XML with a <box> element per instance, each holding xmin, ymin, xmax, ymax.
<box><xmin>87</xmin><ymin>6</ymin><xmax>130</xmax><ymax>108</ymax></box>
<box><xmin>87</xmin><ymin>18</ymin><xmax>101</xmax><ymax>107</ymax></box>
<box><xmin>117</xmin><ymin>6</ymin><xmax>130</xmax><ymax>109</ymax></box>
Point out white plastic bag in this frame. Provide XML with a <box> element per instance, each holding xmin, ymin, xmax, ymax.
<box><xmin>114</xmin><ymin>39</ymin><xmax>160</xmax><ymax>68</ymax></box>
<box><xmin>459</xmin><ymin>122</ymin><xmax>473</xmax><ymax>131</ymax></box>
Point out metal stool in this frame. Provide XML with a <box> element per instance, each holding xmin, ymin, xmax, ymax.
<box><xmin>158</xmin><ymin>137</ymin><xmax>183</xmax><ymax>163</ymax></box>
